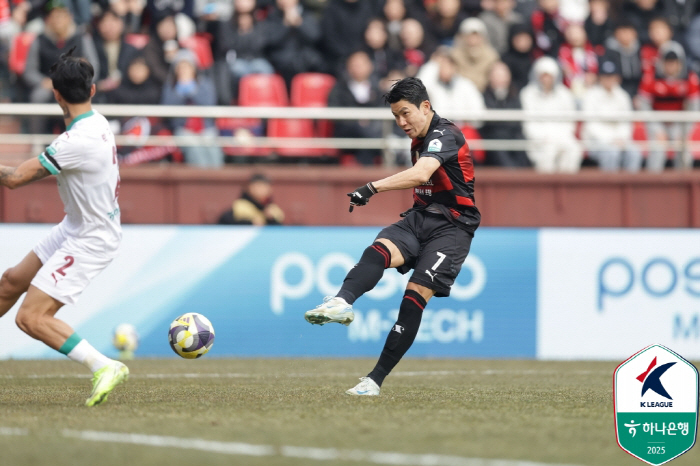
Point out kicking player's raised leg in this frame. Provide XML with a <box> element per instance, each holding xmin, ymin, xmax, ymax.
<box><xmin>346</xmin><ymin>282</ymin><xmax>434</xmax><ymax>396</ymax></box>
<box><xmin>304</xmin><ymin>239</ymin><xmax>405</xmax><ymax>326</ymax></box>
<box><xmin>15</xmin><ymin>285</ymin><xmax>128</xmax><ymax>406</ymax></box>
<box><xmin>0</xmin><ymin>251</ymin><xmax>43</xmax><ymax>318</ymax></box>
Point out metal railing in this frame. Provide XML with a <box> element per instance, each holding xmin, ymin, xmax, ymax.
<box><xmin>1</xmin><ymin>104</ymin><xmax>698</xmax><ymax>166</ymax></box>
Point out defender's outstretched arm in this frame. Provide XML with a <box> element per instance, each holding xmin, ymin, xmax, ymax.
<box><xmin>0</xmin><ymin>158</ymin><xmax>51</xmax><ymax>189</ymax></box>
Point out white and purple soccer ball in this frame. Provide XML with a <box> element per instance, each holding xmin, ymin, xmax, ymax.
<box><xmin>168</xmin><ymin>313</ymin><xmax>215</xmax><ymax>359</ymax></box>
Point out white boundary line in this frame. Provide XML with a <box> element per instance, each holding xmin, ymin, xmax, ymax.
<box><xmin>0</xmin><ymin>369</ymin><xmax>609</xmax><ymax>380</ymax></box>
<box><xmin>55</xmin><ymin>429</ymin><xmax>583</xmax><ymax>466</ymax></box>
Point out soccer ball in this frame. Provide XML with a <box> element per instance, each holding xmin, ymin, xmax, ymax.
<box><xmin>112</xmin><ymin>323</ymin><xmax>139</xmax><ymax>359</ymax></box>
<box><xmin>168</xmin><ymin>313</ymin><xmax>215</xmax><ymax>359</ymax></box>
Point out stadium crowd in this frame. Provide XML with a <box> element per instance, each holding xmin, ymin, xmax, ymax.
<box><xmin>1</xmin><ymin>0</ymin><xmax>699</xmax><ymax>171</ymax></box>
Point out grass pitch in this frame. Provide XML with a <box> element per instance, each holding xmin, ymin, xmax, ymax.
<box><xmin>1</xmin><ymin>359</ymin><xmax>698</xmax><ymax>466</ymax></box>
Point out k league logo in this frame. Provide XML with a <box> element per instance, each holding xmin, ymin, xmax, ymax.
<box><xmin>614</xmin><ymin>345</ymin><xmax>699</xmax><ymax>466</ymax></box>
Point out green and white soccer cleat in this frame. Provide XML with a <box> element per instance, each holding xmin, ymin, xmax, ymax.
<box><xmin>346</xmin><ymin>377</ymin><xmax>380</xmax><ymax>396</ymax></box>
<box><xmin>85</xmin><ymin>361</ymin><xmax>129</xmax><ymax>407</ymax></box>
<box><xmin>304</xmin><ymin>296</ymin><xmax>354</xmax><ymax>326</ymax></box>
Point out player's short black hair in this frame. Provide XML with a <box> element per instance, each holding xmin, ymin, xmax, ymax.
<box><xmin>383</xmin><ymin>77</ymin><xmax>431</xmax><ymax>109</ymax></box>
<box><xmin>49</xmin><ymin>47</ymin><xmax>94</xmax><ymax>104</ymax></box>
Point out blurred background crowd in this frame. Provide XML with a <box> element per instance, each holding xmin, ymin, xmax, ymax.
<box><xmin>1</xmin><ymin>0</ymin><xmax>699</xmax><ymax>172</ymax></box>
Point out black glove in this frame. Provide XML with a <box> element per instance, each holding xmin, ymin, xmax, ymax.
<box><xmin>347</xmin><ymin>182</ymin><xmax>377</xmax><ymax>212</ymax></box>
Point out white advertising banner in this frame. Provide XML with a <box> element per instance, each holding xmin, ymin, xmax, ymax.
<box><xmin>538</xmin><ymin>229</ymin><xmax>700</xmax><ymax>360</ymax></box>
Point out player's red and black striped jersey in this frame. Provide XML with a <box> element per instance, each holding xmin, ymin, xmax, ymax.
<box><xmin>410</xmin><ymin>112</ymin><xmax>481</xmax><ymax>234</ymax></box>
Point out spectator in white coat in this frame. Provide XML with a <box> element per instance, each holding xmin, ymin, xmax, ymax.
<box><xmin>581</xmin><ymin>57</ymin><xmax>642</xmax><ymax>171</ymax></box>
<box><xmin>416</xmin><ymin>46</ymin><xmax>485</xmax><ymax>127</ymax></box>
<box><xmin>520</xmin><ymin>56</ymin><xmax>583</xmax><ymax>172</ymax></box>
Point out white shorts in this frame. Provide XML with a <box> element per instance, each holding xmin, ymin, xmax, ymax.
<box><xmin>31</xmin><ymin>223</ymin><xmax>114</xmax><ymax>305</ymax></box>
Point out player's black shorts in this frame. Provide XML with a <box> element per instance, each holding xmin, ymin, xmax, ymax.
<box><xmin>375</xmin><ymin>210</ymin><xmax>473</xmax><ymax>297</ymax></box>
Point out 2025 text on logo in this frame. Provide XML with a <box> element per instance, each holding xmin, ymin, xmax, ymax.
<box><xmin>614</xmin><ymin>344</ymin><xmax>699</xmax><ymax>465</ymax></box>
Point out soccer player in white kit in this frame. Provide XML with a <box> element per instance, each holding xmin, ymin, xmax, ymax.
<box><xmin>0</xmin><ymin>49</ymin><xmax>128</xmax><ymax>406</ymax></box>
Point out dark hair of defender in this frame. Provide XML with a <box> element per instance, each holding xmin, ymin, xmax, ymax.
<box><xmin>383</xmin><ymin>77</ymin><xmax>432</xmax><ymax>109</ymax></box>
<box><xmin>49</xmin><ymin>46</ymin><xmax>94</xmax><ymax>104</ymax></box>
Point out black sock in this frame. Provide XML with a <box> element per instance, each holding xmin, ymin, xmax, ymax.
<box><xmin>336</xmin><ymin>242</ymin><xmax>391</xmax><ymax>305</ymax></box>
<box><xmin>367</xmin><ymin>290</ymin><xmax>426</xmax><ymax>387</ymax></box>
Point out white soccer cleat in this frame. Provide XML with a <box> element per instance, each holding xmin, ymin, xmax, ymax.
<box><xmin>304</xmin><ymin>296</ymin><xmax>354</xmax><ymax>326</ymax></box>
<box><xmin>346</xmin><ymin>377</ymin><xmax>380</xmax><ymax>396</ymax></box>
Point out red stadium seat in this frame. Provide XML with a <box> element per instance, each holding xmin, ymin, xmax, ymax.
<box><xmin>124</xmin><ymin>33</ymin><xmax>149</xmax><ymax>49</ymax></box>
<box><xmin>180</xmin><ymin>34</ymin><xmax>214</xmax><ymax>69</ymax></box>
<box><xmin>238</xmin><ymin>74</ymin><xmax>289</xmax><ymax>107</ymax></box>
<box><xmin>268</xmin><ymin>118</ymin><xmax>325</xmax><ymax>156</ymax></box>
<box><xmin>9</xmin><ymin>32</ymin><xmax>36</xmax><ymax>75</ymax></box>
<box><xmin>459</xmin><ymin>124</ymin><xmax>485</xmax><ymax>164</ymax></box>
<box><xmin>290</xmin><ymin>73</ymin><xmax>336</xmax><ymax>107</ymax></box>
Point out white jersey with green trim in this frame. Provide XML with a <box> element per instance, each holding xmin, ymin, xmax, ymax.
<box><xmin>37</xmin><ymin>110</ymin><xmax>121</xmax><ymax>256</ymax></box>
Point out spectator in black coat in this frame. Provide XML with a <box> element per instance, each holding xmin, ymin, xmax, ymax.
<box><xmin>328</xmin><ymin>50</ymin><xmax>384</xmax><ymax>165</ymax></box>
<box><xmin>141</xmin><ymin>10</ymin><xmax>180</xmax><ymax>88</ymax></box>
<box><xmin>501</xmin><ymin>22</ymin><xmax>535</xmax><ymax>92</ymax></box>
<box><xmin>604</xmin><ymin>21</ymin><xmax>643</xmax><ymax>98</ymax></box>
<box><xmin>107</xmin><ymin>52</ymin><xmax>162</xmax><ymax>104</ymax></box>
<box><xmin>93</xmin><ymin>9</ymin><xmax>138</xmax><ymax>101</ymax></box>
<box><xmin>364</xmin><ymin>18</ymin><xmax>406</xmax><ymax>79</ymax></box>
<box><xmin>321</xmin><ymin>0</ymin><xmax>376</xmax><ymax>76</ymax></box>
<box><xmin>624</xmin><ymin>0</ymin><xmax>664</xmax><ymax>45</ymax></box>
<box><xmin>585</xmin><ymin>0</ymin><xmax>614</xmax><ymax>53</ymax></box>
<box><xmin>481</xmin><ymin>61</ymin><xmax>531</xmax><ymax>167</ymax></box>
<box><xmin>213</xmin><ymin>0</ymin><xmax>273</xmax><ymax>103</ymax></box>
<box><xmin>427</xmin><ymin>0</ymin><xmax>467</xmax><ymax>46</ymax></box>
<box><xmin>265</xmin><ymin>0</ymin><xmax>324</xmax><ymax>85</ymax></box>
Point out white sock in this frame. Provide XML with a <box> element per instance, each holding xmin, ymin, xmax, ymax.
<box><xmin>66</xmin><ymin>339</ymin><xmax>112</xmax><ymax>373</ymax></box>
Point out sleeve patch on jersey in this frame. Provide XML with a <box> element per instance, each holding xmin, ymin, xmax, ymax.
<box><xmin>38</xmin><ymin>152</ymin><xmax>60</xmax><ymax>175</ymax></box>
<box><xmin>427</xmin><ymin>139</ymin><xmax>442</xmax><ymax>152</ymax></box>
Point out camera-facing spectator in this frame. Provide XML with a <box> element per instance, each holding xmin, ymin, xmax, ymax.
<box><xmin>584</xmin><ymin>0</ymin><xmax>613</xmax><ymax>52</ymax></box>
<box><xmin>520</xmin><ymin>56</ymin><xmax>583</xmax><ymax>172</ymax></box>
<box><xmin>106</xmin><ymin>51</ymin><xmax>161</xmax><ymax>104</ymax></box>
<box><xmin>502</xmin><ymin>22</ymin><xmax>535</xmax><ymax>91</ymax></box>
<box><xmin>604</xmin><ymin>21</ymin><xmax>643</xmax><ymax>98</ymax></box>
<box><xmin>416</xmin><ymin>46</ymin><xmax>485</xmax><ymax>126</ymax></box>
<box><xmin>218</xmin><ymin>174</ymin><xmax>285</xmax><ymax>226</ymax></box>
<box><xmin>382</xmin><ymin>0</ymin><xmax>429</xmax><ymax>52</ymax></box>
<box><xmin>451</xmin><ymin>18</ymin><xmax>499</xmax><ymax>92</ymax></box>
<box><xmin>531</xmin><ymin>0</ymin><xmax>566</xmax><ymax>57</ymax></box>
<box><xmin>479</xmin><ymin>0</ymin><xmax>524</xmax><ymax>56</ymax></box>
<box><xmin>364</xmin><ymin>18</ymin><xmax>406</xmax><ymax>79</ymax></box>
<box><xmin>266</xmin><ymin>0</ymin><xmax>323</xmax><ymax>85</ymax></box>
<box><xmin>481</xmin><ymin>61</ymin><xmax>531</xmax><ymax>167</ymax></box>
<box><xmin>107</xmin><ymin>0</ymin><xmax>145</xmax><ymax>34</ymax></box>
<box><xmin>328</xmin><ymin>50</ymin><xmax>383</xmax><ymax>165</ymax></box>
<box><xmin>400</xmin><ymin>17</ymin><xmax>434</xmax><ymax>76</ymax></box>
<box><xmin>427</xmin><ymin>0</ymin><xmax>467</xmax><ymax>46</ymax></box>
<box><xmin>142</xmin><ymin>11</ymin><xmax>181</xmax><ymax>87</ymax></box>
<box><xmin>93</xmin><ymin>9</ymin><xmax>138</xmax><ymax>99</ymax></box>
<box><xmin>161</xmin><ymin>49</ymin><xmax>223</xmax><ymax>167</ymax></box>
<box><xmin>637</xmin><ymin>42</ymin><xmax>700</xmax><ymax>170</ymax></box>
<box><xmin>581</xmin><ymin>57</ymin><xmax>642</xmax><ymax>171</ymax></box>
<box><xmin>558</xmin><ymin>22</ymin><xmax>598</xmax><ymax>102</ymax></box>
<box><xmin>321</xmin><ymin>0</ymin><xmax>376</xmax><ymax>75</ymax></box>
<box><xmin>640</xmin><ymin>16</ymin><xmax>673</xmax><ymax>74</ymax></box>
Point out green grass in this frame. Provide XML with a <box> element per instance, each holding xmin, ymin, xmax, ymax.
<box><xmin>0</xmin><ymin>359</ymin><xmax>697</xmax><ymax>466</ymax></box>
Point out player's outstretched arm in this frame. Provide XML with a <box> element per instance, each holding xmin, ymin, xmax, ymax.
<box><xmin>347</xmin><ymin>157</ymin><xmax>441</xmax><ymax>211</ymax></box>
<box><xmin>0</xmin><ymin>158</ymin><xmax>51</xmax><ymax>189</ymax></box>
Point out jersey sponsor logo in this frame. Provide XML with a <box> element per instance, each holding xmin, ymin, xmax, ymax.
<box><xmin>427</xmin><ymin>139</ymin><xmax>442</xmax><ymax>153</ymax></box>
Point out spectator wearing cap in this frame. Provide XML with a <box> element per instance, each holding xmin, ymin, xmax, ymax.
<box><xmin>23</xmin><ymin>0</ymin><xmax>98</xmax><ymax>130</ymax></box>
<box><xmin>581</xmin><ymin>57</ymin><xmax>642</xmax><ymax>171</ymax></box>
<box><xmin>416</xmin><ymin>46</ymin><xmax>485</xmax><ymax>127</ymax></box>
<box><xmin>161</xmin><ymin>48</ymin><xmax>223</xmax><ymax>167</ymax></box>
<box><xmin>637</xmin><ymin>42</ymin><xmax>700</xmax><ymax>170</ymax></box>
<box><xmin>479</xmin><ymin>0</ymin><xmax>524</xmax><ymax>56</ymax></box>
<box><xmin>451</xmin><ymin>17</ymin><xmax>499</xmax><ymax>92</ymax></box>
<box><xmin>218</xmin><ymin>174</ymin><xmax>285</xmax><ymax>225</ymax></box>
<box><xmin>520</xmin><ymin>56</ymin><xmax>583</xmax><ymax>172</ymax></box>
<box><xmin>604</xmin><ymin>21</ymin><xmax>643</xmax><ymax>98</ymax></box>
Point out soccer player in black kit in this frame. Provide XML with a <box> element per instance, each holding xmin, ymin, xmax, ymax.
<box><xmin>304</xmin><ymin>77</ymin><xmax>480</xmax><ymax>396</ymax></box>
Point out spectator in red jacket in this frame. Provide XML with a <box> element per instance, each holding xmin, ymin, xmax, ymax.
<box><xmin>531</xmin><ymin>0</ymin><xmax>567</xmax><ymax>57</ymax></box>
<box><xmin>637</xmin><ymin>42</ymin><xmax>700</xmax><ymax>170</ymax></box>
<box><xmin>558</xmin><ymin>22</ymin><xmax>598</xmax><ymax>103</ymax></box>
